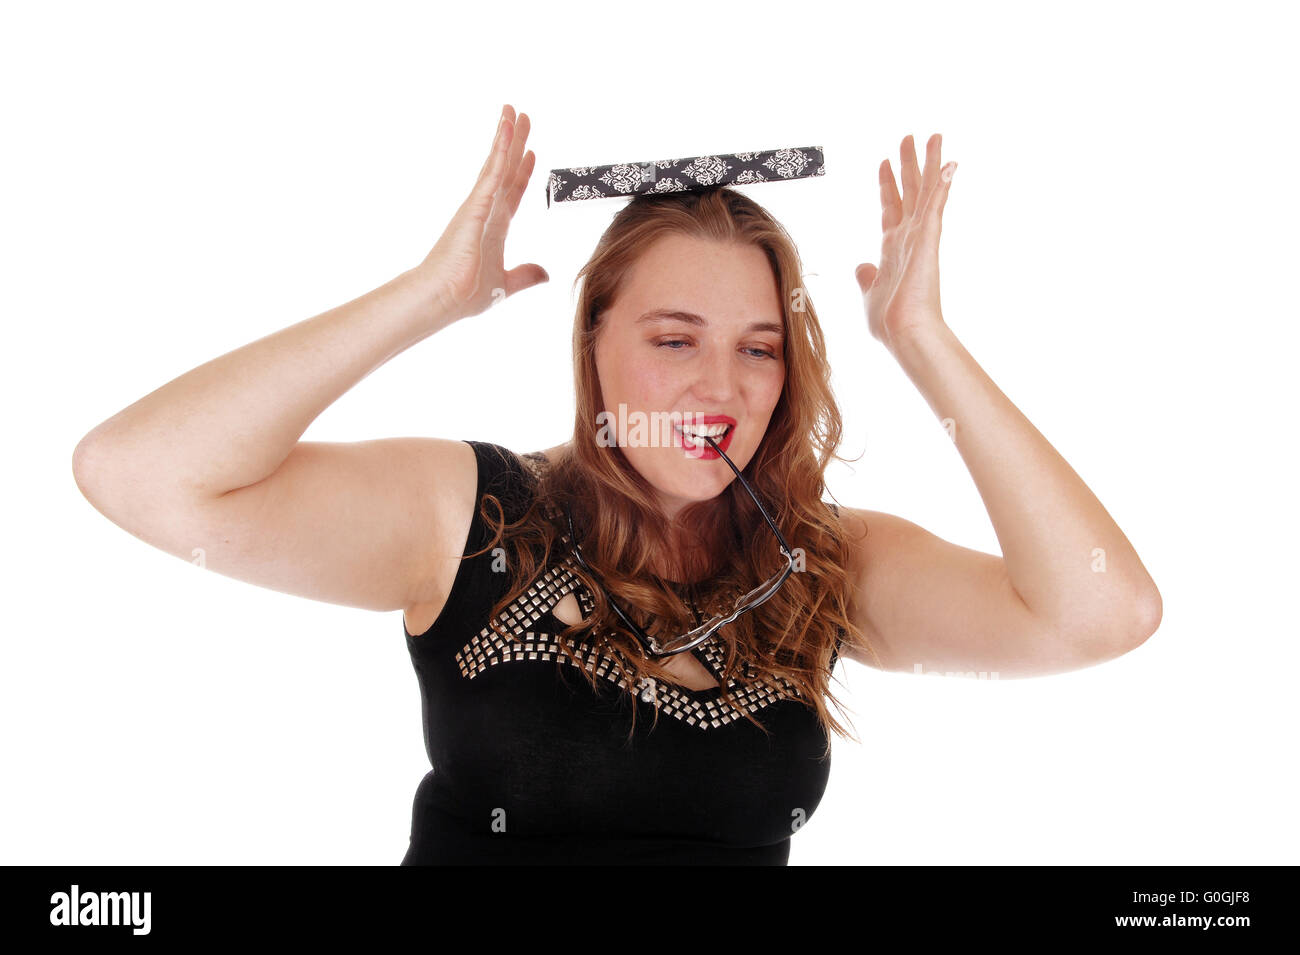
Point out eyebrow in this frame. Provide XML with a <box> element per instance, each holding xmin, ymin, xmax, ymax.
<box><xmin>635</xmin><ymin>308</ymin><xmax>785</xmax><ymax>337</ymax></box>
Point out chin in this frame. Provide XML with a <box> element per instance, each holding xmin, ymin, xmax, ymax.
<box><xmin>646</xmin><ymin>453</ymin><xmax>733</xmax><ymax>502</ymax></box>
<box><xmin>661</xmin><ymin>482</ymin><xmax>721</xmax><ymax>505</ymax></box>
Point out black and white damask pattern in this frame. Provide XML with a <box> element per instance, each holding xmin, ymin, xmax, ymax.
<box><xmin>451</xmin><ymin>453</ymin><xmax>806</xmax><ymax>731</ymax></box>
<box><xmin>545</xmin><ymin>146</ymin><xmax>825</xmax><ymax>207</ymax></box>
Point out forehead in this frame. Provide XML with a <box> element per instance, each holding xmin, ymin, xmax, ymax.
<box><xmin>616</xmin><ymin>234</ymin><xmax>783</xmax><ymax>325</ymax></box>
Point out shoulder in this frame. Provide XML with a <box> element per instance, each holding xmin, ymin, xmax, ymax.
<box><xmin>531</xmin><ymin>442</ymin><xmax>571</xmax><ymax>467</ymax></box>
<box><xmin>443</xmin><ymin>441</ymin><xmax>538</xmax><ymax>525</ymax></box>
<box><xmin>832</xmin><ymin>505</ymin><xmax>916</xmax><ymax>579</ymax></box>
<box><xmin>826</xmin><ymin>505</ymin><xmax>910</xmax><ymax>666</ymax></box>
<box><xmin>517</xmin><ymin>442</ymin><xmax>571</xmax><ymax>483</ymax></box>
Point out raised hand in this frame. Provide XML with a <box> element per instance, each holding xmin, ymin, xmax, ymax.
<box><xmin>855</xmin><ymin>133</ymin><xmax>956</xmax><ymax>354</ymax></box>
<box><xmin>419</xmin><ymin>104</ymin><xmax>548</xmax><ymax>322</ymax></box>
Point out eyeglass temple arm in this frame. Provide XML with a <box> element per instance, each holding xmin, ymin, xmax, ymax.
<box><xmin>701</xmin><ymin>435</ymin><xmax>794</xmax><ymax>559</ymax></box>
<box><xmin>565</xmin><ymin>509</ymin><xmax>658</xmax><ymax>645</ymax></box>
<box><xmin>565</xmin><ymin>502</ymin><xmax>784</xmax><ymax>657</ymax></box>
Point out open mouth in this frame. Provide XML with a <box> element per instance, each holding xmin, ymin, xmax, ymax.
<box><xmin>673</xmin><ymin>422</ymin><xmax>735</xmax><ymax>452</ymax></box>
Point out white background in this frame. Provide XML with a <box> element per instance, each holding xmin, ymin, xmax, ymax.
<box><xmin>3</xmin><ymin>0</ymin><xmax>1296</xmax><ymax>865</ymax></box>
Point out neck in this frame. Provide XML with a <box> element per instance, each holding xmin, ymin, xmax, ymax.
<box><xmin>651</xmin><ymin>529</ymin><xmax>717</xmax><ymax>585</ymax></box>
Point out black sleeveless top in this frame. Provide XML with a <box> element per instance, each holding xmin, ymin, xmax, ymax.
<box><xmin>401</xmin><ymin>440</ymin><xmax>841</xmax><ymax>865</ymax></box>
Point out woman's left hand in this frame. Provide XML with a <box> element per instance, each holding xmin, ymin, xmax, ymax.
<box><xmin>855</xmin><ymin>133</ymin><xmax>956</xmax><ymax>354</ymax></box>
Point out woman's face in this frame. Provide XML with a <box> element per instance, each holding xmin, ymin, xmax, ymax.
<box><xmin>593</xmin><ymin>234</ymin><xmax>787</xmax><ymax>522</ymax></box>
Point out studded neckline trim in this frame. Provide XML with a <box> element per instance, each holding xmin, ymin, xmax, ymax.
<box><xmin>448</xmin><ymin>450</ymin><xmax>806</xmax><ymax>731</ymax></box>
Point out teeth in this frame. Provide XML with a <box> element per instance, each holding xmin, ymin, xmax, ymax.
<box><xmin>675</xmin><ymin>423</ymin><xmax>730</xmax><ymax>437</ymax></box>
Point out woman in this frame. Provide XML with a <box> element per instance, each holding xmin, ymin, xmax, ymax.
<box><xmin>71</xmin><ymin>104</ymin><xmax>1162</xmax><ymax>865</ymax></box>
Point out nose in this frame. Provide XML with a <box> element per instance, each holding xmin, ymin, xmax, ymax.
<box><xmin>686</xmin><ymin>341</ymin><xmax>738</xmax><ymax>407</ymax></box>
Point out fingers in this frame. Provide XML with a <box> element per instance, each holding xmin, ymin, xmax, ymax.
<box><xmin>855</xmin><ymin>262</ymin><xmax>878</xmax><ymax>294</ymax></box>
<box><xmin>502</xmin><ymin>149</ymin><xmax>536</xmax><ymax>220</ymax></box>
<box><xmin>475</xmin><ymin>107</ymin><xmax>503</xmax><ymax>174</ymax></box>
<box><xmin>900</xmin><ymin>135</ymin><xmax>921</xmax><ymax>218</ymax></box>
<box><xmin>917</xmin><ymin>133</ymin><xmax>942</xmax><ymax>214</ymax></box>
<box><xmin>884</xmin><ymin>134</ymin><xmax>946</xmax><ymax>230</ymax></box>
<box><xmin>920</xmin><ymin>160</ymin><xmax>957</xmax><ymax>233</ymax></box>
<box><xmin>471</xmin><ymin>107</ymin><xmax>516</xmax><ymax>205</ymax></box>
<box><xmin>879</xmin><ymin>158</ymin><xmax>903</xmax><ymax>232</ymax></box>
<box><xmin>483</xmin><ymin>113</ymin><xmax>536</xmax><ymax>245</ymax></box>
<box><xmin>940</xmin><ymin>159</ymin><xmax>956</xmax><ymax>200</ymax></box>
<box><xmin>503</xmin><ymin>109</ymin><xmax>528</xmax><ymax>185</ymax></box>
<box><xmin>499</xmin><ymin>113</ymin><xmax>535</xmax><ymax>221</ymax></box>
<box><xmin>502</xmin><ymin>262</ymin><xmax>550</xmax><ymax>298</ymax></box>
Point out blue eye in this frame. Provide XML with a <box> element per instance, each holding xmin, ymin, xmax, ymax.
<box><xmin>655</xmin><ymin>339</ymin><xmax>777</xmax><ymax>360</ymax></box>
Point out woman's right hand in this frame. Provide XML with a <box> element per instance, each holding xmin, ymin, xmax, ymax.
<box><xmin>418</xmin><ymin>104</ymin><xmax>548</xmax><ymax>323</ymax></box>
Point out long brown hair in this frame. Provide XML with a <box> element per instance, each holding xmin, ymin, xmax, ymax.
<box><xmin>474</xmin><ymin>185</ymin><xmax>880</xmax><ymax>754</ymax></box>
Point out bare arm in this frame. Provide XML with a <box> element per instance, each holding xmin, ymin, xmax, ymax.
<box><xmin>74</xmin><ymin>267</ymin><xmax>453</xmax><ymax>501</ymax></box>
<box><xmin>72</xmin><ymin>105</ymin><xmax>547</xmax><ymax>613</ymax></box>
<box><xmin>845</xmin><ymin>132</ymin><xmax>1160</xmax><ymax>674</ymax></box>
